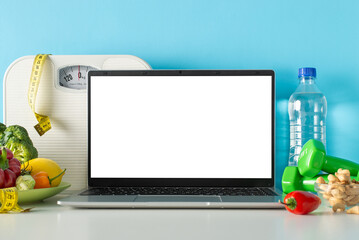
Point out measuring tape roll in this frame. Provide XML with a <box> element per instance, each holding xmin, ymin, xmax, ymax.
<box><xmin>0</xmin><ymin>187</ymin><xmax>29</xmax><ymax>213</ymax></box>
<box><xmin>28</xmin><ymin>54</ymin><xmax>52</xmax><ymax>136</ymax></box>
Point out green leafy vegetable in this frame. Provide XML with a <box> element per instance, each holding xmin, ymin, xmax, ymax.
<box><xmin>5</xmin><ymin>138</ymin><xmax>38</xmax><ymax>163</ymax></box>
<box><xmin>0</xmin><ymin>124</ymin><xmax>38</xmax><ymax>163</ymax></box>
<box><xmin>3</xmin><ymin>125</ymin><xmax>33</xmax><ymax>145</ymax></box>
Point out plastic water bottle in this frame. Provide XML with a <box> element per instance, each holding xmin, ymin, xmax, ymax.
<box><xmin>288</xmin><ymin>67</ymin><xmax>327</xmax><ymax>166</ymax></box>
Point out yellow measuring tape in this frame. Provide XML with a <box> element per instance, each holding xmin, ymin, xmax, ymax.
<box><xmin>28</xmin><ymin>54</ymin><xmax>52</xmax><ymax>136</ymax></box>
<box><xmin>0</xmin><ymin>188</ymin><xmax>30</xmax><ymax>213</ymax></box>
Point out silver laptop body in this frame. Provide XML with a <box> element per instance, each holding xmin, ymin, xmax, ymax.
<box><xmin>58</xmin><ymin>70</ymin><xmax>283</xmax><ymax>208</ymax></box>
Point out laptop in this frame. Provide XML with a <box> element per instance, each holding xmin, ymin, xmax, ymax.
<box><xmin>58</xmin><ymin>70</ymin><xmax>283</xmax><ymax>208</ymax></box>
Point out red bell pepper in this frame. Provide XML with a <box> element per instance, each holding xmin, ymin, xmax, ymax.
<box><xmin>0</xmin><ymin>147</ymin><xmax>20</xmax><ymax>189</ymax></box>
<box><xmin>8</xmin><ymin>158</ymin><xmax>21</xmax><ymax>177</ymax></box>
<box><xmin>282</xmin><ymin>190</ymin><xmax>321</xmax><ymax>215</ymax></box>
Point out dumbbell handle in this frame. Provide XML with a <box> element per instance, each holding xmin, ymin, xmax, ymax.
<box><xmin>302</xmin><ymin>175</ymin><xmax>358</xmax><ymax>192</ymax></box>
<box><xmin>323</xmin><ymin>155</ymin><xmax>359</xmax><ymax>176</ymax></box>
<box><xmin>302</xmin><ymin>175</ymin><xmax>327</xmax><ymax>192</ymax></box>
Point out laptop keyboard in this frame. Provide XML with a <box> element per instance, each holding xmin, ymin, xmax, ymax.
<box><xmin>80</xmin><ymin>187</ymin><xmax>279</xmax><ymax>196</ymax></box>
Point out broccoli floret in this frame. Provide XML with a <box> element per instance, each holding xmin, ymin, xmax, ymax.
<box><xmin>3</xmin><ymin>125</ymin><xmax>33</xmax><ymax>146</ymax></box>
<box><xmin>1</xmin><ymin>125</ymin><xmax>38</xmax><ymax>163</ymax></box>
<box><xmin>5</xmin><ymin>138</ymin><xmax>38</xmax><ymax>163</ymax></box>
<box><xmin>0</xmin><ymin>123</ymin><xmax>6</xmax><ymax>132</ymax></box>
<box><xmin>0</xmin><ymin>123</ymin><xmax>6</xmax><ymax>145</ymax></box>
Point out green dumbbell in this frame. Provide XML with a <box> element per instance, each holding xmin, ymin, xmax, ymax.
<box><xmin>298</xmin><ymin>139</ymin><xmax>359</xmax><ymax>178</ymax></box>
<box><xmin>282</xmin><ymin>166</ymin><xmax>359</xmax><ymax>193</ymax></box>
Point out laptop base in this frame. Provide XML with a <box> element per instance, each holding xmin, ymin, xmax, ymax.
<box><xmin>58</xmin><ymin>192</ymin><xmax>284</xmax><ymax>209</ymax></box>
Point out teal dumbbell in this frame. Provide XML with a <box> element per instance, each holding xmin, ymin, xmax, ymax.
<box><xmin>298</xmin><ymin>139</ymin><xmax>359</xmax><ymax>177</ymax></box>
<box><xmin>282</xmin><ymin>166</ymin><xmax>359</xmax><ymax>193</ymax></box>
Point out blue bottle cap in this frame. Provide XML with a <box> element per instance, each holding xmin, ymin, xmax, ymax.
<box><xmin>298</xmin><ymin>67</ymin><xmax>316</xmax><ymax>78</ymax></box>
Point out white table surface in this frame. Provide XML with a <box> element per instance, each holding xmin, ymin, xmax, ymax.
<box><xmin>2</xmin><ymin>192</ymin><xmax>359</xmax><ymax>240</ymax></box>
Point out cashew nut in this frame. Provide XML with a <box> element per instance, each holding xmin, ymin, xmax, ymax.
<box><xmin>333</xmin><ymin>202</ymin><xmax>346</xmax><ymax>212</ymax></box>
<box><xmin>316</xmin><ymin>176</ymin><xmax>326</xmax><ymax>184</ymax></box>
<box><xmin>346</xmin><ymin>195</ymin><xmax>359</xmax><ymax>206</ymax></box>
<box><xmin>345</xmin><ymin>187</ymin><xmax>359</xmax><ymax>196</ymax></box>
<box><xmin>347</xmin><ymin>206</ymin><xmax>359</xmax><ymax>214</ymax></box>
<box><xmin>341</xmin><ymin>169</ymin><xmax>350</xmax><ymax>176</ymax></box>
<box><xmin>329</xmin><ymin>197</ymin><xmax>345</xmax><ymax>206</ymax></box>
<box><xmin>328</xmin><ymin>174</ymin><xmax>339</xmax><ymax>183</ymax></box>
<box><xmin>331</xmin><ymin>188</ymin><xmax>347</xmax><ymax>199</ymax></box>
<box><xmin>338</xmin><ymin>174</ymin><xmax>351</xmax><ymax>183</ymax></box>
<box><xmin>343</xmin><ymin>195</ymin><xmax>356</xmax><ymax>202</ymax></box>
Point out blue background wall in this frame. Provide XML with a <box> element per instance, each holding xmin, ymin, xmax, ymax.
<box><xmin>1</xmin><ymin>0</ymin><xmax>359</xmax><ymax>188</ymax></box>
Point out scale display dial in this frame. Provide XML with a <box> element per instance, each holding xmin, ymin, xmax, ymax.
<box><xmin>58</xmin><ymin>65</ymin><xmax>98</xmax><ymax>90</ymax></box>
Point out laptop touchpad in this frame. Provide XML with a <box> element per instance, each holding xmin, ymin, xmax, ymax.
<box><xmin>135</xmin><ymin>195</ymin><xmax>222</xmax><ymax>202</ymax></box>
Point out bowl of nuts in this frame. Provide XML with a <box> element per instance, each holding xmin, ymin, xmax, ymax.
<box><xmin>315</xmin><ymin>168</ymin><xmax>359</xmax><ymax>214</ymax></box>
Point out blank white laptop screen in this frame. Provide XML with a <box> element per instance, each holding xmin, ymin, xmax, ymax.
<box><xmin>90</xmin><ymin>76</ymin><xmax>272</xmax><ymax>179</ymax></box>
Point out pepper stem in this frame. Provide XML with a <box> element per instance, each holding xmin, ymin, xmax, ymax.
<box><xmin>47</xmin><ymin>169</ymin><xmax>66</xmax><ymax>185</ymax></box>
<box><xmin>279</xmin><ymin>197</ymin><xmax>297</xmax><ymax>210</ymax></box>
